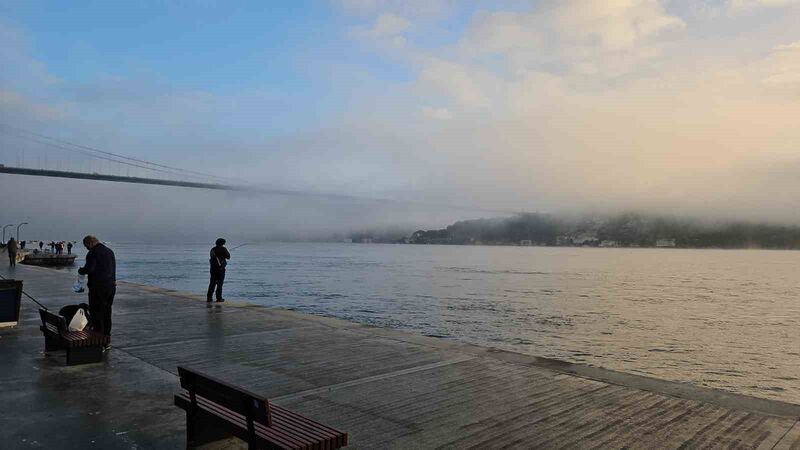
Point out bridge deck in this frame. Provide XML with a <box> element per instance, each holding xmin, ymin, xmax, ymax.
<box><xmin>1</xmin><ymin>263</ymin><xmax>798</xmax><ymax>449</ymax></box>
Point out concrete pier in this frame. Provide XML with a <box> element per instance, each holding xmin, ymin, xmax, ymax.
<box><xmin>1</xmin><ymin>263</ymin><xmax>799</xmax><ymax>449</ymax></box>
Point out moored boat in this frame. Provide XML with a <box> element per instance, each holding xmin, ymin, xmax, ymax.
<box><xmin>20</xmin><ymin>250</ymin><xmax>76</xmax><ymax>266</ymax></box>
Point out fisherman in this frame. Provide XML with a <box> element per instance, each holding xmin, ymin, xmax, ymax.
<box><xmin>67</xmin><ymin>242</ymin><xmax>73</xmax><ymax>254</ymax></box>
<box><xmin>78</xmin><ymin>235</ymin><xmax>116</xmax><ymax>349</ymax></box>
<box><xmin>207</xmin><ymin>238</ymin><xmax>230</xmax><ymax>303</ymax></box>
<box><xmin>7</xmin><ymin>237</ymin><xmax>17</xmax><ymax>266</ymax></box>
<box><xmin>38</xmin><ymin>241</ymin><xmax>43</xmax><ymax>251</ymax></box>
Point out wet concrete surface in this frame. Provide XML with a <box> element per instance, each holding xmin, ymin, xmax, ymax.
<box><xmin>1</xmin><ymin>263</ymin><xmax>798</xmax><ymax>449</ymax></box>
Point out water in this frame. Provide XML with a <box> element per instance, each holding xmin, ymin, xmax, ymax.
<box><xmin>66</xmin><ymin>242</ymin><xmax>800</xmax><ymax>404</ymax></box>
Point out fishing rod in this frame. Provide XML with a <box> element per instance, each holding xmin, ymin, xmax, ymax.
<box><xmin>229</xmin><ymin>243</ymin><xmax>251</xmax><ymax>251</ymax></box>
<box><xmin>0</xmin><ymin>273</ymin><xmax>49</xmax><ymax>310</ymax></box>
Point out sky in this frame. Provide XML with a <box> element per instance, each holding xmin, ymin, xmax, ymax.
<box><xmin>1</xmin><ymin>0</ymin><xmax>800</xmax><ymax>241</ymax></box>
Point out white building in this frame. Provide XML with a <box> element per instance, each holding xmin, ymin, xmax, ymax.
<box><xmin>656</xmin><ymin>238</ymin><xmax>676</xmax><ymax>248</ymax></box>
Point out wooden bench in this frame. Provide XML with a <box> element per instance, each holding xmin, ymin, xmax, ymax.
<box><xmin>38</xmin><ymin>308</ymin><xmax>109</xmax><ymax>365</ymax></box>
<box><xmin>174</xmin><ymin>366</ymin><xmax>348</xmax><ymax>450</ymax></box>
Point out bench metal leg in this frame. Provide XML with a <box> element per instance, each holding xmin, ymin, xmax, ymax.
<box><xmin>66</xmin><ymin>346</ymin><xmax>103</xmax><ymax>365</ymax></box>
<box><xmin>44</xmin><ymin>335</ymin><xmax>65</xmax><ymax>352</ymax></box>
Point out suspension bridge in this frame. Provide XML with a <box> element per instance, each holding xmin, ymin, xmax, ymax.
<box><xmin>0</xmin><ymin>123</ymin><xmax>517</xmax><ymax>215</ymax></box>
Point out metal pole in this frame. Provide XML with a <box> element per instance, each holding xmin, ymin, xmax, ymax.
<box><xmin>2</xmin><ymin>224</ymin><xmax>13</xmax><ymax>242</ymax></box>
<box><xmin>16</xmin><ymin>222</ymin><xmax>28</xmax><ymax>243</ymax></box>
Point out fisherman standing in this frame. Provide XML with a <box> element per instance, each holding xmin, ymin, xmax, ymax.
<box><xmin>7</xmin><ymin>237</ymin><xmax>17</xmax><ymax>266</ymax></box>
<box><xmin>207</xmin><ymin>238</ymin><xmax>230</xmax><ymax>303</ymax></box>
<box><xmin>78</xmin><ymin>235</ymin><xmax>116</xmax><ymax>349</ymax></box>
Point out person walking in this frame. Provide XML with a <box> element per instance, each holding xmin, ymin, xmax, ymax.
<box><xmin>78</xmin><ymin>235</ymin><xmax>116</xmax><ymax>349</ymax></box>
<box><xmin>7</xmin><ymin>237</ymin><xmax>18</xmax><ymax>266</ymax></box>
<box><xmin>207</xmin><ymin>238</ymin><xmax>230</xmax><ymax>303</ymax></box>
<box><xmin>67</xmin><ymin>242</ymin><xmax>73</xmax><ymax>254</ymax></box>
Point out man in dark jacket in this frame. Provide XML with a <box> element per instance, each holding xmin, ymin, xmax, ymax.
<box><xmin>7</xmin><ymin>238</ymin><xmax>17</xmax><ymax>266</ymax></box>
<box><xmin>78</xmin><ymin>235</ymin><xmax>116</xmax><ymax>346</ymax></box>
<box><xmin>207</xmin><ymin>238</ymin><xmax>230</xmax><ymax>303</ymax></box>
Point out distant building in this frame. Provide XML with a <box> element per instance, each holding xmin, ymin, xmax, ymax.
<box><xmin>573</xmin><ymin>234</ymin><xmax>598</xmax><ymax>246</ymax></box>
<box><xmin>656</xmin><ymin>238</ymin><xmax>676</xmax><ymax>248</ymax></box>
<box><xmin>599</xmin><ymin>240</ymin><xmax>618</xmax><ymax>247</ymax></box>
<box><xmin>360</xmin><ymin>237</ymin><xmax>373</xmax><ymax>244</ymax></box>
<box><xmin>519</xmin><ymin>240</ymin><xmax>532</xmax><ymax>246</ymax></box>
<box><xmin>342</xmin><ymin>238</ymin><xmax>353</xmax><ymax>243</ymax></box>
<box><xmin>556</xmin><ymin>236</ymin><xmax>572</xmax><ymax>246</ymax></box>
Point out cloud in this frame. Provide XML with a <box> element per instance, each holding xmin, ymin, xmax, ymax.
<box><xmin>369</xmin><ymin>13</ymin><xmax>410</xmax><ymax>36</ymax></box>
<box><xmin>728</xmin><ymin>0</ymin><xmax>800</xmax><ymax>12</ymax></box>
<box><xmin>462</xmin><ymin>0</ymin><xmax>684</xmax><ymax>79</ymax></box>
<box><xmin>351</xmin><ymin>12</ymin><xmax>411</xmax><ymax>47</ymax></box>
<box><xmin>421</xmin><ymin>106</ymin><xmax>452</xmax><ymax>120</ymax></box>
<box><xmin>417</xmin><ymin>57</ymin><xmax>491</xmax><ymax>108</ymax></box>
<box><xmin>336</xmin><ymin>0</ymin><xmax>452</xmax><ymax>18</ymax></box>
<box><xmin>760</xmin><ymin>43</ymin><xmax>800</xmax><ymax>87</ymax></box>
<box><xmin>0</xmin><ymin>90</ymin><xmax>68</xmax><ymax>121</ymax></box>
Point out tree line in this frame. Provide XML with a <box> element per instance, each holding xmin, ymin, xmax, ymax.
<box><xmin>404</xmin><ymin>213</ymin><xmax>800</xmax><ymax>249</ymax></box>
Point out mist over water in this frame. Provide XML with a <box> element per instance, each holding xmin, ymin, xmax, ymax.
<box><xmin>66</xmin><ymin>242</ymin><xmax>800</xmax><ymax>404</ymax></box>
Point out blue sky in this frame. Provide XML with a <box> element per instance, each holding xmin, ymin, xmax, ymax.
<box><xmin>2</xmin><ymin>0</ymin><xmax>800</xmax><ymax>234</ymax></box>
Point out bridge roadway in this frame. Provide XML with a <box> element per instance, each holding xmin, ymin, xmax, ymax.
<box><xmin>1</xmin><ymin>263</ymin><xmax>799</xmax><ymax>449</ymax></box>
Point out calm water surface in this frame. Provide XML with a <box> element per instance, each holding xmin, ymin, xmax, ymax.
<box><xmin>67</xmin><ymin>243</ymin><xmax>800</xmax><ymax>404</ymax></box>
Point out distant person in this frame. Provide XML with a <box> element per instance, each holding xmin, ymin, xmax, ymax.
<box><xmin>20</xmin><ymin>241</ymin><xmax>25</xmax><ymax>249</ymax></box>
<box><xmin>7</xmin><ymin>238</ymin><xmax>17</xmax><ymax>266</ymax></box>
<box><xmin>38</xmin><ymin>241</ymin><xmax>43</xmax><ymax>251</ymax></box>
<box><xmin>50</xmin><ymin>241</ymin><xmax>55</xmax><ymax>252</ymax></box>
<box><xmin>67</xmin><ymin>242</ymin><xmax>73</xmax><ymax>254</ymax></box>
<box><xmin>78</xmin><ymin>235</ymin><xmax>116</xmax><ymax>349</ymax></box>
<box><xmin>207</xmin><ymin>238</ymin><xmax>230</xmax><ymax>303</ymax></box>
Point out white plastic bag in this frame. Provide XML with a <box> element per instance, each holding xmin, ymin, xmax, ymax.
<box><xmin>68</xmin><ymin>308</ymin><xmax>89</xmax><ymax>332</ymax></box>
<box><xmin>73</xmin><ymin>276</ymin><xmax>85</xmax><ymax>293</ymax></box>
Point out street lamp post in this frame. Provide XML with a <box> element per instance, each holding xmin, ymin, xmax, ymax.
<box><xmin>2</xmin><ymin>224</ymin><xmax>13</xmax><ymax>242</ymax></box>
<box><xmin>16</xmin><ymin>222</ymin><xmax>28</xmax><ymax>243</ymax></box>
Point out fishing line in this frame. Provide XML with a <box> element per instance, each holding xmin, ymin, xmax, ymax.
<box><xmin>0</xmin><ymin>273</ymin><xmax>50</xmax><ymax>311</ymax></box>
<box><xmin>229</xmin><ymin>243</ymin><xmax>251</xmax><ymax>251</ymax></box>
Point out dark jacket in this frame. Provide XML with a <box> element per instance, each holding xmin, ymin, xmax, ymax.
<box><xmin>7</xmin><ymin>239</ymin><xmax>18</xmax><ymax>253</ymax></box>
<box><xmin>210</xmin><ymin>245</ymin><xmax>230</xmax><ymax>272</ymax></box>
<box><xmin>78</xmin><ymin>243</ymin><xmax>116</xmax><ymax>288</ymax></box>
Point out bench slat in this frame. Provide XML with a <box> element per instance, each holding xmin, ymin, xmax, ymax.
<box><xmin>182</xmin><ymin>393</ymin><xmax>321</xmax><ymax>450</ymax></box>
<box><xmin>271</xmin><ymin>407</ymin><xmax>338</xmax><ymax>449</ymax></box>
<box><xmin>176</xmin><ymin>393</ymin><xmax>316</xmax><ymax>450</ymax></box>
<box><xmin>176</xmin><ymin>393</ymin><xmax>346</xmax><ymax>450</ymax></box>
<box><xmin>273</xmin><ymin>405</ymin><xmax>347</xmax><ymax>447</ymax></box>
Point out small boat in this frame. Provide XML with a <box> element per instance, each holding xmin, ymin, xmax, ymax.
<box><xmin>20</xmin><ymin>250</ymin><xmax>76</xmax><ymax>266</ymax></box>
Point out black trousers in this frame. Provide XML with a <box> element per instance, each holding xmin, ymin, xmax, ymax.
<box><xmin>8</xmin><ymin>252</ymin><xmax>16</xmax><ymax>266</ymax></box>
<box><xmin>207</xmin><ymin>269</ymin><xmax>225</xmax><ymax>301</ymax></box>
<box><xmin>89</xmin><ymin>284</ymin><xmax>115</xmax><ymax>337</ymax></box>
